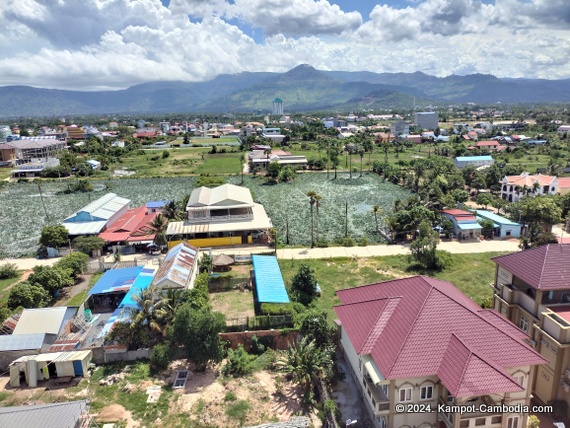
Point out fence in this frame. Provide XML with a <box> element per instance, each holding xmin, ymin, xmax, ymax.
<box><xmin>316</xmin><ymin>377</ymin><xmax>341</xmax><ymax>428</ymax></box>
<box><xmin>86</xmin><ymin>258</ymin><xmax>139</xmax><ymax>274</ymax></box>
<box><xmin>220</xmin><ymin>329</ymin><xmax>298</xmax><ymax>352</ymax></box>
<box><xmin>90</xmin><ymin>346</ymin><xmax>150</xmax><ymax>364</ymax></box>
<box><xmin>225</xmin><ymin>314</ymin><xmax>293</xmax><ymax>332</ymax></box>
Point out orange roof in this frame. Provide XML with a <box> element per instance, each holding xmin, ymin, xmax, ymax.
<box><xmin>558</xmin><ymin>177</ymin><xmax>570</xmax><ymax>189</ymax></box>
<box><xmin>503</xmin><ymin>173</ymin><xmax>555</xmax><ymax>186</ymax></box>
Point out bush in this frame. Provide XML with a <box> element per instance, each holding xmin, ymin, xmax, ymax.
<box><xmin>222</xmin><ymin>345</ymin><xmax>255</xmax><ymax>377</ymax></box>
<box><xmin>56</xmin><ymin>252</ymin><xmax>89</xmax><ymax>278</ymax></box>
<box><xmin>0</xmin><ymin>263</ymin><xmax>19</xmax><ymax>280</ymax></box>
<box><xmin>333</xmin><ymin>236</ymin><xmax>355</xmax><ymax>247</ymax></box>
<box><xmin>8</xmin><ymin>282</ymin><xmax>50</xmax><ymax>309</ymax></box>
<box><xmin>259</xmin><ymin>303</ymin><xmax>293</xmax><ymax>315</ymax></box>
<box><xmin>434</xmin><ymin>250</ymin><xmax>453</xmax><ymax>271</ymax></box>
<box><xmin>225</xmin><ymin>400</ymin><xmax>250</xmax><ymax>425</ymax></box>
<box><xmin>224</xmin><ymin>391</ymin><xmax>237</xmax><ymax>402</ymax></box>
<box><xmin>162</xmin><ymin>150</ymin><xmax>170</xmax><ymax>159</ymax></box>
<box><xmin>150</xmin><ymin>341</ymin><xmax>173</xmax><ymax>371</ymax></box>
<box><xmin>357</xmin><ymin>237</ymin><xmax>368</xmax><ymax>246</ymax></box>
<box><xmin>250</xmin><ymin>335</ymin><xmax>265</xmax><ymax>355</ymax></box>
<box><xmin>315</xmin><ymin>238</ymin><xmax>329</xmax><ymax>248</ymax></box>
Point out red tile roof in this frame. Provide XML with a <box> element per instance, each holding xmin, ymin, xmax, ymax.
<box><xmin>442</xmin><ymin>209</ymin><xmax>478</xmax><ymax>222</ymax></box>
<box><xmin>492</xmin><ymin>244</ymin><xmax>570</xmax><ymax>290</ymax></box>
<box><xmin>558</xmin><ymin>177</ymin><xmax>570</xmax><ymax>189</ymax></box>
<box><xmin>334</xmin><ymin>276</ymin><xmax>546</xmax><ymax>398</ymax></box>
<box><xmin>99</xmin><ymin>206</ymin><xmax>158</xmax><ymax>243</ymax></box>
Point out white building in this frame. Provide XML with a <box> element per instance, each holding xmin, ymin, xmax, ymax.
<box><xmin>414</xmin><ymin>112</ymin><xmax>439</xmax><ymax>130</ymax></box>
<box><xmin>272</xmin><ymin>98</ymin><xmax>284</xmax><ymax>115</ymax></box>
<box><xmin>453</xmin><ymin>155</ymin><xmax>494</xmax><ymax>169</ymax></box>
<box><xmin>390</xmin><ymin>120</ymin><xmax>409</xmax><ymax>137</ymax></box>
<box><xmin>500</xmin><ymin>173</ymin><xmax>558</xmax><ymax>202</ymax></box>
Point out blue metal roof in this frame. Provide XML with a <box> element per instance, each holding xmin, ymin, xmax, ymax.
<box><xmin>0</xmin><ymin>333</ymin><xmax>46</xmax><ymax>352</ymax></box>
<box><xmin>455</xmin><ymin>156</ymin><xmax>493</xmax><ymax>162</ymax></box>
<box><xmin>88</xmin><ymin>266</ymin><xmax>144</xmax><ymax>296</ymax></box>
<box><xmin>146</xmin><ymin>200</ymin><xmax>168</xmax><ymax>208</ymax></box>
<box><xmin>457</xmin><ymin>222</ymin><xmax>482</xmax><ymax>230</ymax></box>
<box><xmin>475</xmin><ymin>210</ymin><xmax>520</xmax><ymax>226</ymax></box>
<box><xmin>252</xmin><ymin>255</ymin><xmax>290</xmax><ymax>304</ymax></box>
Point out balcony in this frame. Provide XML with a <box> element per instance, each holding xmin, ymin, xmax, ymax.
<box><xmin>542</xmin><ymin>310</ymin><xmax>570</xmax><ymax>343</ymax></box>
<box><xmin>363</xmin><ymin>375</ymin><xmax>390</xmax><ymax>414</ymax></box>
<box><xmin>496</xmin><ymin>283</ymin><xmax>536</xmax><ymax>315</ymax></box>
<box><xmin>187</xmin><ymin>209</ymin><xmax>253</xmax><ymax>224</ymax></box>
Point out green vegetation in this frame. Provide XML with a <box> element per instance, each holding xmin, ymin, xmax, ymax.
<box><xmin>279</xmin><ymin>252</ymin><xmax>505</xmax><ymax>322</ymax></box>
<box><xmin>66</xmin><ymin>271</ymin><xmax>103</xmax><ymax>306</ymax></box>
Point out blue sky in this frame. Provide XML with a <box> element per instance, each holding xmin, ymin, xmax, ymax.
<box><xmin>0</xmin><ymin>0</ymin><xmax>568</xmax><ymax>90</ymax></box>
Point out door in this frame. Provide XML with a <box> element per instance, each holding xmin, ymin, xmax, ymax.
<box><xmin>73</xmin><ymin>360</ymin><xmax>83</xmax><ymax>376</ymax></box>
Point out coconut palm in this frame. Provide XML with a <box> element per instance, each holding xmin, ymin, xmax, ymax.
<box><xmin>307</xmin><ymin>191</ymin><xmax>318</xmax><ymax>248</ymax></box>
<box><xmin>315</xmin><ymin>194</ymin><xmax>322</xmax><ymax>242</ymax></box>
<box><xmin>372</xmin><ymin>205</ymin><xmax>382</xmax><ymax>232</ymax></box>
<box><xmin>358</xmin><ymin>146</ymin><xmax>365</xmax><ymax>177</ymax></box>
<box><xmin>275</xmin><ymin>337</ymin><xmax>332</xmax><ymax>403</ymax></box>
<box><xmin>163</xmin><ymin>200</ymin><xmax>180</xmax><ymax>220</ymax></box>
<box><xmin>150</xmin><ymin>213</ymin><xmax>168</xmax><ymax>248</ymax></box>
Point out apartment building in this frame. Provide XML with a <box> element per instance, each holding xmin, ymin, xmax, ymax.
<box><xmin>335</xmin><ymin>276</ymin><xmax>546</xmax><ymax>428</ymax></box>
<box><xmin>492</xmin><ymin>244</ymin><xmax>570</xmax><ymax>413</ymax></box>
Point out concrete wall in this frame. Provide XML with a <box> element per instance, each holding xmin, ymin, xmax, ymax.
<box><xmin>220</xmin><ymin>330</ymin><xmax>298</xmax><ymax>352</ymax></box>
<box><xmin>90</xmin><ymin>346</ymin><xmax>151</xmax><ymax>364</ymax></box>
<box><xmin>0</xmin><ymin>349</ymin><xmax>39</xmax><ymax>371</ymax></box>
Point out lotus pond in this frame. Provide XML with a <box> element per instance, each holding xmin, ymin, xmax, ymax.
<box><xmin>0</xmin><ymin>173</ymin><xmax>410</xmax><ymax>257</ymax></box>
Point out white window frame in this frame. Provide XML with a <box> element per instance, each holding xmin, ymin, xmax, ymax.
<box><xmin>399</xmin><ymin>386</ymin><xmax>412</xmax><ymax>402</ymax></box>
<box><xmin>519</xmin><ymin>317</ymin><xmax>529</xmax><ymax>332</ymax></box>
<box><xmin>507</xmin><ymin>416</ymin><xmax>519</xmax><ymax>428</ymax></box>
<box><xmin>513</xmin><ymin>375</ymin><xmax>525</xmax><ymax>387</ymax></box>
<box><xmin>420</xmin><ymin>384</ymin><xmax>434</xmax><ymax>400</ymax></box>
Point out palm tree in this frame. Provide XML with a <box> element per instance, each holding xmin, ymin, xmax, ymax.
<box><xmin>150</xmin><ymin>213</ymin><xmax>168</xmax><ymax>248</ymax></box>
<box><xmin>372</xmin><ymin>205</ymin><xmax>382</xmax><ymax>232</ymax></box>
<box><xmin>163</xmin><ymin>200</ymin><xmax>179</xmax><ymax>220</ymax></box>
<box><xmin>129</xmin><ymin>287</ymin><xmax>166</xmax><ymax>340</ymax></box>
<box><xmin>307</xmin><ymin>191</ymin><xmax>317</xmax><ymax>248</ymax></box>
<box><xmin>275</xmin><ymin>338</ymin><xmax>332</xmax><ymax>403</ymax></box>
<box><xmin>315</xmin><ymin>194</ymin><xmax>322</xmax><ymax>242</ymax></box>
<box><xmin>358</xmin><ymin>146</ymin><xmax>365</xmax><ymax>177</ymax></box>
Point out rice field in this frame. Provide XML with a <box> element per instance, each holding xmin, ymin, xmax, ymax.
<box><xmin>0</xmin><ymin>173</ymin><xmax>410</xmax><ymax>257</ymax></box>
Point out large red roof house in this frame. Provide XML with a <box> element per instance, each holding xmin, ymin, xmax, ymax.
<box><xmin>335</xmin><ymin>276</ymin><xmax>546</xmax><ymax>428</ymax></box>
<box><xmin>500</xmin><ymin>173</ymin><xmax>558</xmax><ymax>203</ymax></box>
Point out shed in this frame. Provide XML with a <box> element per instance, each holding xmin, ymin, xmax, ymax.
<box><xmin>63</xmin><ymin>193</ymin><xmax>130</xmax><ymax>236</ymax></box>
<box><xmin>0</xmin><ymin>333</ymin><xmax>48</xmax><ymax>371</ymax></box>
<box><xmin>9</xmin><ymin>350</ymin><xmax>92</xmax><ymax>388</ymax></box>
<box><xmin>0</xmin><ymin>400</ymin><xmax>90</xmax><ymax>428</ymax></box>
<box><xmin>475</xmin><ymin>210</ymin><xmax>521</xmax><ymax>239</ymax></box>
<box><xmin>152</xmin><ymin>242</ymin><xmax>198</xmax><ymax>289</ymax></box>
<box><xmin>251</xmin><ymin>255</ymin><xmax>290</xmax><ymax>304</ymax></box>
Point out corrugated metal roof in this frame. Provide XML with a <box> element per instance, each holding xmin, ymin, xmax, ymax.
<box><xmin>88</xmin><ymin>266</ymin><xmax>144</xmax><ymax>295</ymax></box>
<box><xmin>187</xmin><ymin>184</ymin><xmax>253</xmax><ymax>209</ymax></box>
<box><xmin>252</xmin><ymin>255</ymin><xmax>290</xmax><ymax>304</ymax></box>
<box><xmin>0</xmin><ymin>333</ymin><xmax>46</xmax><ymax>352</ymax></box>
<box><xmin>0</xmin><ymin>400</ymin><xmax>89</xmax><ymax>428</ymax></box>
<box><xmin>63</xmin><ymin>220</ymin><xmax>107</xmax><ymax>235</ymax></box>
<box><xmin>11</xmin><ymin>350</ymin><xmax>92</xmax><ymax>364</ymax></box>
<box><xmin>64</xmin><ymin>193</ymin><xmax>130</xmax><ymax>222</ymax></box>
<box><xmin>455</xmin><ymin>156</ymin><xmax>493</xmax><ymax>161</ymax></box>
<box><xmin>13</xmin><ymin>307</ymin><xmax>76</xmax><ymax>335</ymax></box>
<box><xmin>475</xmin><ymin>210</ymin><xmax>519</xmax><ymax>226</ymax></box>
<box><xmin>153</xmin><ymin>242</ymin><xmax>197</xmax><ymax>289</ymax></box>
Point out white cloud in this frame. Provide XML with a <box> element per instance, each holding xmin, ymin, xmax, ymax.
<box><xmin>0</xmin><ymin>0</ymin><xmax>569</xmax><ymax>90</ymax></box>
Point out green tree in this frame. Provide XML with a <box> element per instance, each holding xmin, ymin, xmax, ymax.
<box><xmin>266</xmin><ymin>161</ymin><xmax>281</xmax><ymax>181</ymax></box>
<box><xmin>0</xmin><ymin>263</ymin><xmax>19</xmax><ymax>280</ymax></box>
<box><xmin>39</xmin><ymin>225</ymin><xmax>69</xmax><ymax>248</ymax></box>
<box><xmin>451</xmin><ymin>189</ymin><xmax>469</xmax><ymax>204</ymax></box>
<box><xmin>150</xmin><ymin>213</ymin><xmax>168</xmax><ymax>248</ymax></box>
<box><xmin>372</xmin><ymin>205</ymin><xmax>382</xmax><ymax>232</ymax></box>
<box><xmin>30</xmin><ymin>265</ymin><xmax>74</xmax><ymax>293</ymax></box>
<box><xmin>410</xmin><ymin>220</ymin><xmax>440</xmax><ymax>270</ymax></box>
<box><xmin>8</xmin><ymin>282</ymin><xmax>50</xmax><ymax>309</ymax></box>
<box><xmin>278</xmin><ymin>165</ymin><xmax>295</xmax><ymax>182</ymax></box>
<box><xmin>55</xmin><ymin>252</ymin><xmax>88</xmax><ymax>278</ymax></box>
<box><xmin>289</xmin><ymin>263</ymin><xmax>318</xmax><ymax>306</ymax></box>
<box><xmin>478</xmin><ymin>219</ymin><xmax>495</xmax><ymax>239</ymax></box>
<box><xmin>275</xmin><ymin>337</ymin><xmax>333</xmax><ymax>403</ymax></box>
<box><xmin>172</xmin><ymin>305</ymin><xmax>225</xmax><ymax>371</ymax></box>
<box><xmin>476</xmin><ymin>193</ymin><xmax>492</xmax><ymax>209</ymax></box>
<box><xmin>222</xmin><ymin>344</ymin><xmax>255</xmax><ymax>377</ymax></box>
<box><xmin>73</xmin><ymin>236</ymin><xmax>105</xmax><ymax>256</ymax></box>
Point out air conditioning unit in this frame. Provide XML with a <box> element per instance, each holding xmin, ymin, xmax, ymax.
<box><xmin>529</xmin><ymin>340</ymin><xmax>537</xmax><ymax>347</ymax></box>
<box><xmin>561</xmin><ymin>381</ymin><xmax>570</xmax><ymax>393</ymax></box>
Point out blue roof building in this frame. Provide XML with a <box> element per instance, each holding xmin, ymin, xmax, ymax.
<box><xmin>252</xmin><ymin>255</ymin><xmax>290</xmax><ymax>304</ymax></box>
<box><xmin>453</xmin><ymin>155</ymin><xmax>494</xmax><ymax>169</ymax></box>
<box><xmin>475</xmin><ymin>210</ymin><xmax>521</xmax><ymax>239</ymax></box>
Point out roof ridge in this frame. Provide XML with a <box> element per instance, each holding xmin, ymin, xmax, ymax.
<box><xmin>359</xmin><ymin>298</ymin><xmax>400</xmax><ymax>354</ymax></box>
<box><xmin>538</xmin><ymin>245</ymin><xmax>550</xmax><ymax>289</ymax></box>
<box><xmin>387</xmin><ymin>278</ymin><xmax>434</xmax><ymax>378</ymax></box>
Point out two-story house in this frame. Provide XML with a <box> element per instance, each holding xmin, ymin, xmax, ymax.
<box><xmin>492</xmin><ymin>244</ymin><xmax>570</xmax><ymax>413</ymax></box>
<box><xmin>335</xmin><ymin>276</ymin><xmax>546</xmax><ymax>428</ymax></box>
<box><xmin>165</xmin><ymin>183</ymin><xmax>272</xmax><ymax>248</ymax></box>
<box><xmin>442</xmin><ymin>209</ymin><xmax>482</xmax><ymax>240</ymax></box>
<box><xmin>500</xmin><ymin>173</ymin><xmax>558</xmax><ymax>202</ymax></box>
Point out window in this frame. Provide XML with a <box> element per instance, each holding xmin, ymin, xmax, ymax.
<box><xmin>519</xmin><ymin>317</ymin><xmax>529</xmax><ymax>332</ymax></box>
<box><xmin>492</xmin><ymin>416</ymin><xmax>503</xmax><ymax>424</ymax></box>
<box><xmin>399</xmin><ymin>386</ymin><xmax>412</xmax><ymax>402</ymax></box>
<box><xmin>420</xmin><ymin>385</ymin><xmax>433</xmax><ymax>400</ymax></box>
<box><xmin>513</xmin><ymin>375</ymin><xmax>525</xmax><ymax>387</ymax></box>
<box><xmin>507</xmin><ymin>416</ymin><xmax>519</xmax><ymax>428</ymax></box>
<box><xmin>459</xmin><ymin>421</ymin><xmax>469</xmax><ymax>428</ymax></box>
<box><xmin>377</xmin><ymin>416</ymin><xmax>387</xmax><ymax>428</ymax></box>
<box><xmin>475</xmin><ymin>418</ymin><xmax>486</xmax><ymax>426</ymax></box>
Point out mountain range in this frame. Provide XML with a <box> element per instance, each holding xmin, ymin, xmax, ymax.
<box><xmin>1</xmin><ymin>64</ymin><xmax>570</xmax><ymax>117</ymax></box>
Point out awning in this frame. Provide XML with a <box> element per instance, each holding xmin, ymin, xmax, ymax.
<box><xmin>362</xmin><ymin>355</ymin><xmax>383</xmax><ymax>385</ymax></box>
<box><xmin>457</xmin><ymin>222</ymin><xmax>482</xmax><ymax>231</ymax></box>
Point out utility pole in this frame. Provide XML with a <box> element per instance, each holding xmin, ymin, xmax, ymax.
<box><xmin>345</xmin><ymin>200</ymin><xmax>348</xmax><ymax>238</ymax></box>
<box><xmin>37</xmin><ymin>182</ymin><xmax>49</xmax><ymax>221</ymax></box>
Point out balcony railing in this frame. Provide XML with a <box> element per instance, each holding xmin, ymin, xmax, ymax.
<box><xmin>187</xmin><ymin>213</ymin><xmax>253</xmax><ymax>223</ymax></box>
<box><xmin>363</xmin><ymin>375</ymin><xmax>390</xmax><ymax>414</ymax></box>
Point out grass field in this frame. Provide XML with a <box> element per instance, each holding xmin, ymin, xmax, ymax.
<box><xmin>0</xmin><ymin>271</ymin><xmax>23</xmax><ymax>305</ymax></box>
<box><xmin>109</xmin><ymin>147</ymin><xmax>243</xmax><ymax>177</ymax></box>
<box><xmin>278</xmin><ymin>252</ymin><xmax>504</xmax><ymax>323</ymax></box>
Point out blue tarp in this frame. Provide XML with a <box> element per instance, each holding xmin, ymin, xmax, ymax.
<box><xmin>475</xmin><ymin>210</ymin><xmax>520</xmax><ymax>226</ymax></box>
<box><xmin>88</xmin><ymin>266</ymin><xmax>144</xmax><ymax>296</ymax></box>
<box><xmin>457</xmin><ymin>222</ymin><xmax>482</xmax><ymax>230</ymax></box>
<box><xmin>252</xmin><ymin>255</ymin><xmax>290</xmax><ymax>304</ymax></box>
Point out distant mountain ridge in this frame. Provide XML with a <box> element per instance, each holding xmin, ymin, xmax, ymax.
<box><xmin>1</xmin><ymin>64</ymin><xmax>569</xmax><ymax>117</ymax></box>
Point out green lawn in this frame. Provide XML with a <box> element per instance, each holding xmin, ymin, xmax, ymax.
<box><xmin>278</xmin><ymin>252</ymin><xmax>505</xmax><ymax>323</ymax></box>
<box><xmin>109</xmin><ymin>147</ymin><xmax>242</xmax><ymax>177</ymax></box>
<box><xmin>0</xmin><ymin>271</ymin><xmax>23</xmax><ymax>302</ymax></box>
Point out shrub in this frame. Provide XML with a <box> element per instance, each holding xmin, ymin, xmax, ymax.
<box><xmin>0</xmin><ymin>263</ymin><xmax>19</xmax><ymax>280</ymax></box>
<box><xmin>259</xmin><ymin>303</ymin><xmax>292</xmax><ymax>315</ymax></box>
<box><xmin>222</xmin><ymin>345</ymin><xmax>255</xmax><ymax>377</ymax></box>
<box><xmin>315</xmin><ymin>238</ymin><xmax>329</xmax><ymax>248</ymax></box>
<box><xmin>225</xmin><ymin>400</ymin><xmax>250</xmax><ymax>425</ymax></box>
<box><xmin>162</xmin><ymin>150</ymin><xmax>170</xmax><ymax>158</ymax></box>
<box><xmin>357</xmin><ymin>237</ymin><xmax>368</xmax><ymax>246</ymax></box>
<box><xmin>333</xmin><ymin>236</ymin><xmax>355</xmax><ymax>247</ymax></box>
<box><xmin>8</xmin><ymin>282</ymin><xmax>50</xmax><ymax>309</ymax></box>
<box><xmin>224</xmin><ymin>391</ymin><xmax>237</xmax><ymax>402</ymax></box>
<box><xmin>250</xmin><ymin>335</ymin><xmax>265</xmax><ymax>355</ymax></box>
<box><xmin>56</xmin><ymin>252</ymin><xmax>89</xmax><ymax>278</ymax></box>
<box><xmin>150</xmin><ymin>341</ymin><xmax>173</xmax><ymax>371</ymax></box>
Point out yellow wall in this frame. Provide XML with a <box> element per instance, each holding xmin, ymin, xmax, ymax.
<box><xmin>168</xmin><ymin>236</ymin><xmax>242</xmax><ymax>249</ymax></box>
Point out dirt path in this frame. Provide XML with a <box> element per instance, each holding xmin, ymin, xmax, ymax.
<box><xmin>52</xmin><ymin>274</ymin><xmax>92</xmax><ymax>306</ymax></box>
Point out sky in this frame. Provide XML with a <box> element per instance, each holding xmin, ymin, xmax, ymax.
<box><xmin>1</xmin><ymin>0</ymin><xmax>569</xmax><ymax>91</ymax></box>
